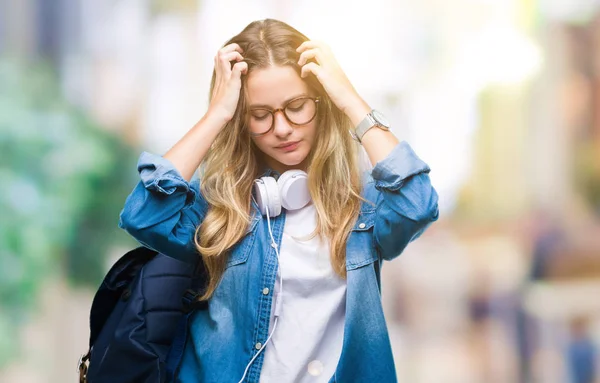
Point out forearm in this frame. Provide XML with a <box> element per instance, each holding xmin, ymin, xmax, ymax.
<box><xmin>344</xmin><ymin>99</ymin><xmax>400</xmax><ymax>167</ymax></box>
<box><xmin>370</xmin><ymin>142</ymin><xmax>439</xmax><ymax>259</ymax></box>
<box><xmin>119</xmin><ymin>151</ymin><xmax>211</xmax><ymax>263</ymax></box>
<box><xmin>163</xmin><ymin>111</ymin><xmax>227</xmax><ymax>182</ymax></box>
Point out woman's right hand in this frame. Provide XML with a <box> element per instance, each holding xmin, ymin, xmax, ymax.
<box><xmin>207</xmin><ymin>43</ymin><xmax>248</xmax><ymax>124</ymax></box>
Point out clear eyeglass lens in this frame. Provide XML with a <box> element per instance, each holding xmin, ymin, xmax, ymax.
<box><xmin>249</xmin><ymin>111</ymin><xmax>273</xmax><ymax>135</ymax></box>
<box><xmin>249</xmin><ymin>98</ymin><xmax>316</xmax><ymax>135</ymax></box>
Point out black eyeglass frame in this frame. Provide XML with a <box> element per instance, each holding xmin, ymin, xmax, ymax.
<box><xmin>246</xmin><ymin>96</ymin><xmax>321</xmax><ymax>137</ymax></box>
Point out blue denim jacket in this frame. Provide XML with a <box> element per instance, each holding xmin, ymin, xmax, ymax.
<box><xmin>119</xmin><ymin>141</ymin><xmax>439</xmax><ymax>383</ymax></box>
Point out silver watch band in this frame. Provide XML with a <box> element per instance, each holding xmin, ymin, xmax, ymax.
<box><xmin>354</xmin><ymin>114</ymin><xmax>376</xmax><ymax>143</ymax></box>
<box><xmin>352</xmin><ymin>110</ymin><xmax>389</xmax><ymax>143</ymax></box>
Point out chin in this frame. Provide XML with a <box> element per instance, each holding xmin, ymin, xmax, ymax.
<box><xmin>273</xmin><ymin>151</ymin><xmax>308</xmax><ymax>168</ymax></box>
<box><xmin>277</xmin><ymin>155</ymin><xmax>306</xmax><ymax>167</ymax></box>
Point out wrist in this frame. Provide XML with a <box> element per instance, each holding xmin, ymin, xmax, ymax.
<box><xmin>344</xmin><ymin>98</ymin><xmax>372</xmax><ymax>128</ymax></box>
<box><xmin>204</xmin><ymin>108</ymin><xmax>231</xmax><ymax>130</ymax></box>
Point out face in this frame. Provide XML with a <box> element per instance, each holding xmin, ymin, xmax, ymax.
<box><xmin>246</xmin><ymin>65</ymin><xmax>318</xmax><ymax>175</ymax></box>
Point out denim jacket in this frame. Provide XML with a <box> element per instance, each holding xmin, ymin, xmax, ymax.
<box><xmin>119</xmin><ymin>141</ymin><xmax>439</xmax><ymax>383</ymax></box>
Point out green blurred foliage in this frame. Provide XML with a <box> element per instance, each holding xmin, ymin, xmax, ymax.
<box><xmin>0</xmin><ymin>58</ymin><xmax>138</xmax><ymax>367</ymax></box>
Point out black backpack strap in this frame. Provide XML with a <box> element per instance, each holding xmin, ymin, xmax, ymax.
<box><xmin>166</xmin><ymin>258</ymin><xmax>208</xmax><ymax>381</ymax></box>
<box><xmin>165</xmin><ymin>310</ymin><xmax>193</xmax><ymax>382</ymax></box>
<box><xmin>181</xmin><ymin>257</ymin><xmax>208</xmax><ymax>313</ymax></box>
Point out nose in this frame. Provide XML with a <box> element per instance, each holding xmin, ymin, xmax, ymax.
<box><xmin>272</xmin><ymin>110</ymin><xmax>293</xmax><ymax>137</ymax></box>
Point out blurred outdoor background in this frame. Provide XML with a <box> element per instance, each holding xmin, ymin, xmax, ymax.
<box><xmin>2</xmin><ymin>0</ymin><xmax>600</xmax><ymax>382</ymax></box>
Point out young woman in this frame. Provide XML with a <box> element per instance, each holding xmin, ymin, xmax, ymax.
<box><xmin>119</xmin><ymin>18</ymin><xmax>439</xmax><ymax>383</ymax></box>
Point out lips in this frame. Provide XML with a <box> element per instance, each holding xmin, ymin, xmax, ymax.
<box><xmin>277</xmin><ymin>141</ymin><xmax>299</xmax><ymax>149</ymax></box>
<box><xmin>276</xmin><ymin>141</ymin><xmax>300</xmax><ymax>152</ymax></box>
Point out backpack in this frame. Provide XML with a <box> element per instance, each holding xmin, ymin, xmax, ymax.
<box><xmin>78</xmin><ymin>246</ymin><xmax>207</xmax><ymax>383</ymax></box>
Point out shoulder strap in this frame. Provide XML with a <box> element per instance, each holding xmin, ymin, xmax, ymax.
<box><xmin>182</xmin><ymin>257</ymin><xmax>208</xmax><ymax>313</ymax></box>
<box><xmin>165</xmin><ymin>257</ymin><xmax>208</xmax><ymax>381</ymax></box>
<box><xmin>165</xmin><ymin>310</ymin><xmax>193</xmax><ymax>382</ymax></box>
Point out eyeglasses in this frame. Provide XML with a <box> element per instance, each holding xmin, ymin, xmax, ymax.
<box><xmin>247</xmin><ymin>96</ymin><xmax>320</xmax><ymax>137</ymax></box>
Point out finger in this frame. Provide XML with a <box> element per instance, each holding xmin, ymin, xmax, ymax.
<box><xmin>220</xmin><ymin>43</ymin><xmax>244</xmax><ymax>54</ymax></box>
<box><xmin>231</xmin><ymin>61</ymin><xmax>249</xmax><ymax>77</ymax></box>
<box><xmin>214</xmin><ymin>43</ymin><xmax>243</xmax><ymax>64</ymax></box>
<box><xmin>219</xmin><ymin>51</ymin><xmax>244</xmax><ymax>65</ymax></box>
<box><xmin>296</xmin><ymin>40</ymin><xmax>323</xmax><ymax>53</ymax></box>
<box><xmin>298</xmin><ymin>48</ymin><xmax>323</xmax><ymax>66</ymax></box>
<box><xmin>300</xmin><ymin>62</ymin><xmax>322</xmax><ymax>79</ymax></box>
<box><xmin>216</xmin><ymin>51</ymin><xmax>243</xmax><ymax>64</ymax></box>
<box><xmin>216</xmin><ymin>51</ymin><xmax>244</xmax><ymax>75</ymax></box>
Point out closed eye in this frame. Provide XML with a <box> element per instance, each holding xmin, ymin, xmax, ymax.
<box><xmin>286</xmin><ymin>99</ymin><xmax>307</xmax><ymax>112</ymax></box>
<box><xmin>250</xmin><ymin>110</ymin><xmax>271</xmax><ymax>120</ymax></box>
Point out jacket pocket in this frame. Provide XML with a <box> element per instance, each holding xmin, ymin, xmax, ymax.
<box><xmin>225</xmin><ymin>215</ymin><xmax>260</xmax><ymax>268</ymax></box>
<box><xmin>346</xmin><ymin>209</ymin><xmax>378</xmax><ymax>270</ymax></box>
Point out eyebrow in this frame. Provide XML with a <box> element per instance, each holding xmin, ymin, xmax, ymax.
<box><xmin>248</xmin><ymin>93</ymin><xmax>310</xmax><ymax>109</ymax></box>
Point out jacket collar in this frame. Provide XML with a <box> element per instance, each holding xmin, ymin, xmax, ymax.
<box><xmin>257</xmin><ymin>166</ymin><xmax>281</xmax><ymax>180</ymax></box>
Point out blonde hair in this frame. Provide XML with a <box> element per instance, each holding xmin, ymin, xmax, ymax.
<box><xmin>195</xmin><ymin>19</ymin><xmax>370</xmax><ymax>300</ymax></box>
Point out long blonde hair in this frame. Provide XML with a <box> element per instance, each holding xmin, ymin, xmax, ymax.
<box><xmin>195</xmin><ymin>19</ymin><xmax>369</xmax><ymax>300</ymax></box>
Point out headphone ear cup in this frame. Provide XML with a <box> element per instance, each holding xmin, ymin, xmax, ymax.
<box><xmin>277</xmin><ymin>170</ymin><xmax>310</xmax><ymax>211</ymax></box>
<box><xmin>253</xmin><ymin>179</ymin><xmax>268</xmax><ymax>216</ymax></box>
<box><xmin>265</xmin><ymin>176</ymin><xmax>281</xmax><ymax>217</ymax></box>
<box><xmin>254</xmin><ymin>176</ymin><xmax>281</xmax><ymax>217</ymax></box>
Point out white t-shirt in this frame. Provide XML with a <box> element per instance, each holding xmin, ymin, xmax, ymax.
<box><xmin>259</xmin><ymin>201</ymin><xmax>347</xmax><ymax>383</ymax></box>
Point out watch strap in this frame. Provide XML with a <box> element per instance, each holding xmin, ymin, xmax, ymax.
<box><xmin>353</xmin><ymin>110</ymin><xmax>387</xmax><ymax>143</ymax></box>
<box><xmin>355</xmin><ymin>113</ymin><xmax>376</xmax><ymax>141</ymax></box>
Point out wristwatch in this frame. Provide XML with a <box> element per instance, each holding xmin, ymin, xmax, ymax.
<box><xmin>350</xmin><ymin>109</ymin><xmax>391</xmax><ymax>143</ymax></box>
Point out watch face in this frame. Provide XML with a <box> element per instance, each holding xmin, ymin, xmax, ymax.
<box><xmin>372</xmin><ymin>110</ymin><xmax>390</xmax><ymax>129</ymax></box>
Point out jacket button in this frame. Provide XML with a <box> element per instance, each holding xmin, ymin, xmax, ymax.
<box><xmin>255</xmin><ymin>342</ymin><xmax>262</xmax><ymax>350</ymax></box>
<box><xmin>262</xmin><ymin>288</ymin><xmax>270</xmax><ymax>295</ymax></box>
<box><xmin>358</xmin><ymin>223</ymin><xmax>366</xmax><ymax>229</ymax></box>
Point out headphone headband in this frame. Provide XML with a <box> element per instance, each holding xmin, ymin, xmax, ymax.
<box><xmin>253</xmin><ymin>170</ymin><xmax>310</xmax><ymax>217</ymax></box>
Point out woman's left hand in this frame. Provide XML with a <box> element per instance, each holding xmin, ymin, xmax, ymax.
<box><xmin>297</xmin><ymin>41</ymin><xmax>369</xmax><ymax>123</ymax></box>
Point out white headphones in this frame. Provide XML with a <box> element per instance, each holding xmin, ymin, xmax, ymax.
<box><xmin>253</xmin><ymin>169</ymin><xmax>311</xmax><ymax>217</ymax></box>
<box><xmin>238</xmin><ymin>169</ymin><xmax>311</xmax><ymax>383</ymax></box>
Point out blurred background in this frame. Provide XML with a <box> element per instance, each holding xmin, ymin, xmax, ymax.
<box><xmin>1</xmin><ymin>0</ymin><xmax>600</xmax><ymax>382</ymax></box>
